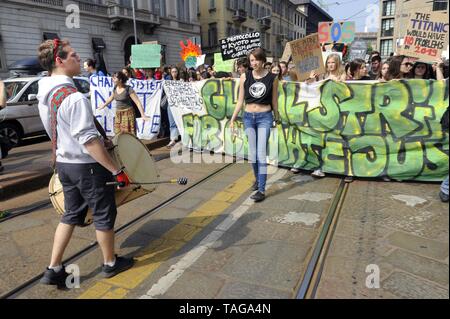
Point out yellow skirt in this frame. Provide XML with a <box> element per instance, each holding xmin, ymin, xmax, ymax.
<box><xmin>114</xmin><ymin>107</ymin><xmax>136</xmax><ymax>136</ymax></box>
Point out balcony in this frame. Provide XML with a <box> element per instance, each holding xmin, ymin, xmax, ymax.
<box><xmin>232</xmin><ymin>9</ymin><xmax>247</xmax><ymax>23</ymax></box>
<box><xmin>258</xmin><ymin>18</ymin><xmax>272</xmax><ymax>31</ymax></box>
<box><xmin>107</xmin><ymin>4</ymin><xmax>160</xmax><ymax>32</ymax></box>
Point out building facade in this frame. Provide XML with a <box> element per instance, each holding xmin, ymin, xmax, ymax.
<box><xmin>355</xmin><ymin>32</ymin><xmax>378</xmax><ymax>53</ymax></box>
<box><xmin>0</xmin><ymin>0</ymin><xmax>201</xmax><ymax>79</ymax></box>
<box><xmin>292</xmin><ymin>0</ymin><xmax>333</xmax><ymax>36</ymax></box>
<box><xmin>377</xmin><ymin>0</ymin><xmax>448</xmax><ymax>60</ymax></box>
<box><xmin>198</xmin><ymin>0</ymin><xmax>307</xmax><ymax>61</ymax></box>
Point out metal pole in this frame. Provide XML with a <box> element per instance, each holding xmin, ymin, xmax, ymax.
<box><xmin>132</xmin><ymin>0</ymin><xmax>138</xmax><ymax>44</ymax></box>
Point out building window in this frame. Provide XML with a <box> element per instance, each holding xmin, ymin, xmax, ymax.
<box><xmin>209</xmin><ymin>0</ymin><xmax>215</xmax><ymax>10</ymax></box>
<box><xmin>208</xmin><ymin>23</ymin><xmax>218</xmax><ymax>47</ymax></box>
<box><xmin>382</xmin><ymin>0</ymin><xmax>396</xmax><ymax>16</ymax></box>
<box><xmin>381</xmin><ymin>18</ymin><xmax>394</xmax><ymax>37</ymax></box>
<box><xmin>177</xmin><ymin>0</ymin><xmax>190</xmax><ymax>21</ymax></box>
<box><xmin>247</xmin><ymin>0</ymin><xmax>252</xmax><ymax>16</ymax></box>
<box><xmin>0</xmin><ymin>39</ymin><xmax>6</xmax><ymax>72</ymax></box>
<box><xmin>380</xmin><ymin>39</ymin><xmax>393</xmax><ymax>57</ymax></box>
<box><xmin>433</xmin><ymin>0</ymin><xmax>448</xmax><ymax>11</ymax></box>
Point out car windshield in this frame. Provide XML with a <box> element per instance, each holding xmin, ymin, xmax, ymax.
<box><xmin>4</xmin><ymin>81</ymin><xmax>28</xmax><ymax>101</ymax></box>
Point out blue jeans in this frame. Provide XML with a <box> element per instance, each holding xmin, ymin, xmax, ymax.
<box><xmin>167</xmin><ymin>106</ymin><xmax>179</xmax><ymax>141</ymax></box>
<box><xmin>243</xmin><ymin>111</ymin><xmax>273</xmax><ymax>193</ymax></box>
<box><xmin>441</xmin><ymin>176</ymin><xmax>449</xmax><ymax>195</ymax></box>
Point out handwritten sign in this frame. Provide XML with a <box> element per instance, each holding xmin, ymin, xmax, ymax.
<box><xmin>219</xmin><ymin>32</ymin><xmax>261</xmax><ymax>61</ymax></box>
<box><xmin>290</xmin><ymin>34</ymin><xmax>325</xmax><ymax>81</ymax></box>
<box><xmin>399</xmin><ymin>11</ymin><xmax>449</xmax><ymax>62</ymax></box>
<box><xmin>280</xmin><ymin>42</ymin><xmax>292</xmax><ymax>62</ymax></box>
<box><xmin>348</xmin><ymin>40</ymin><xmax>368</xmax><ymax>61</ymax></box>
<box><xmin>214</xmin><ymin>53</ymin><xmax>235</xmax><ymax>73</ymax></box>
<box><xmin>318</xmin><ymin>21</ymin><xmax>355</xmax><ymax>44</ymax></box>
<box><xmin>131</xmin><ymin>44</ymin><xmax>161</xmax><ymax>68</ymax></box>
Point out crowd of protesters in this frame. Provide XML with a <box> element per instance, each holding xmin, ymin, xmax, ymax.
<box><xmin>81</xmin><ymin>49</ymin><xmax>449</xmax><ymax>202</ymax></box>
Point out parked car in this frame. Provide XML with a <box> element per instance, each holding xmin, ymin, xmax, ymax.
<box><xmin>0</xmin><ymin>76</ymin><xmax>90</xmax><ymax>147</ymax></box>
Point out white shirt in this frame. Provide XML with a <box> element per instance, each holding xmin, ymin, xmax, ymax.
<box><xmin>37</xmin><ymin>75</ymin><xmax>101</xmax><ymax>164</ymax></box>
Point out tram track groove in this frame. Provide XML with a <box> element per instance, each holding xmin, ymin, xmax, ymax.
<box><xmin>295</xmin><ymin>179</ymin><xmax>349</xmax><ymax>299</ymax></box>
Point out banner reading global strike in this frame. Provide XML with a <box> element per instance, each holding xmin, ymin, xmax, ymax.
<box><xmin>164</xmin><ymin>79</ymin><xmax>449</xmax><ymax>182</ymax></box>
<box><xmin>89</xmin><ymin>76</ymin><xmax>163</xmax><ymax>140</ymax></box>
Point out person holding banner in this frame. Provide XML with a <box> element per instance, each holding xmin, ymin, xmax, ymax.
<box><xmin>307</xmin><ymin>53</ymin><xmax>346</xmax><ymax>83</ymax></box>
<box><xmin>166</xmin><ymin>67</ymin><xmax>182</xmax><ymax>148</ymax></box>
<box><xmin>98</xmin><ymin>72</ymin><xmax>150</xmax><ymax>136</ymax></box>
<box><xmin>230</xmin><ymin>48</ymin><xmax>280</xmax><ymax>203</ymax></box>
<box><xmin>386</xmin><ymin>55</ymin><xmax>413</xmax><ymax>80</ymax></box>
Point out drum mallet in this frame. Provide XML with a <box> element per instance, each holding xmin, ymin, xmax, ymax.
<box><xmin>106</xmin><ymin>177</ymin><xmax>188</xmax><ymax>187</ymax></box>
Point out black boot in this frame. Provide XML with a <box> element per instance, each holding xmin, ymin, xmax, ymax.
<box><xmin>250</xmin><ymin>191</ymin><xmax>265</xmax><ymax>202</ymax></box>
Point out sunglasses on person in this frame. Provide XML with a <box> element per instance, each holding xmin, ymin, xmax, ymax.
<box><xmin>402</xmin><ymin>62</ymin><xmax>414</xmax><ymax>67</ymax></box>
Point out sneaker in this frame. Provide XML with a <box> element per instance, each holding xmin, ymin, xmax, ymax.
<box><xmin>166</xmin><ymin>140</ymin><xmax>177</xmax><ymax>149</ymax></box>
<box><xmin>439</xmin><ymin>191</ymin><xmax>449</xmax><ymax>203</ymax></box>
<box><xmin>311</xmin><ymin>169</ymin><xmax>325</xmax><ymax>178</ymax></box>
<box><xmin>290</xmin><ymin>168</ymin><xmax>300</xmax><ymax>174</ymax></box>
<box><xmin>101</xmin><ymin>255</ymin><xmax>135</xmax><ymax>278</ymax></box>
<box><xmin>40</xmin><ymin>266</ymin><xmax>69</xmax><ymax>287</ymax></box>
<box><xmin>344</xmin><ymin>176</ymin><xmax>354</xmax><ymax>183</ymax></box>
<box><xmin>251</xmin><ymin>181</ymin><xmax>258</xmax><ymax>191</ymax></box>
<box><xmin>250</xmin><ymin>191</ymin><xmax>266</xmax><ymax>202</ymax></box>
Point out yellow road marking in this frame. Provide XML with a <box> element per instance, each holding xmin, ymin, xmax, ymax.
<box><xmin>78</xmin><ymin>170</ymin><xmax>253</xmax><ymax>299</ymax></box>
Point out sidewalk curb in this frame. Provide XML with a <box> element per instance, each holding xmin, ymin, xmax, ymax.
<box><xmin>0</xmin><ymin>137</ymin><xmax>170</xmax><ymax>201</ymax></box>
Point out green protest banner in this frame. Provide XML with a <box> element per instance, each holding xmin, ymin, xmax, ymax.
<box><xmin>131</xmin><ymin>44</ymin><xmax>161</xmax><ymax>68</ymax></box>
<box><xmin>214</xmin><ymin>53</ymin><xmax>235</xmax><ymax>72</ymax></box>
<box><xmin>163</xmin><ymin>78</ymin><xmax>449</xmax><ymax>182</ymax></box>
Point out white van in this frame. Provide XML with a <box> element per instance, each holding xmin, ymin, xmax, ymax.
<box><xmin>0</xmin><ymin>76</ymin><xmax>90</xmax><ymax>147</ymax></box>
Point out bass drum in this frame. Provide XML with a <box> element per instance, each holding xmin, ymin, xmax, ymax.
<box><xmin>49</xmin><ymin>133</ymin><xmax>159</xmax><ymax>226</ymax></box>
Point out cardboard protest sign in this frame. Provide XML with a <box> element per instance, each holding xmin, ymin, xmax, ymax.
<box><xmin>290</xmin><ymin>33</ymin><xmax>325</xmax><ymax>81</ymax></box>
<box><xmin>399</xmin><ymin>11</ymin><xmax>449</xmax><ymax>62</ymax></box>
<box><xmin>214</xmin><ymin>53</ymin><xmax>235</xmax><ymax>72</ymax></box>
<box><xmin>318</xmin><ymin>21</ymin><xmax>355</xmax><ymax>44</ymax></box>
<box><xmin>131</xmin><ymin>44</ymin><xmax>161</xmax><ymax>68</ymax></box>
<box><xmin>219</xmin><ymin>32</ymin><xmax>261</xmax><ymax>61</ymax></box>
<box><xmin>180</xmin><ymin>39</ymin><xmax>202</xmax><ymax>69</ymax></box>
<box><xmin>280</xmin><ymin>42</ymin><xmax>292</xmax><ymax>62</ymax></box>
<box><xmin>347</xmin><ymin>40</ymin><xmax>368</xmax><ymax>61</ymax></box>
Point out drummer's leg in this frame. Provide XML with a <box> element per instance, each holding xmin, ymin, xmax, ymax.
<box><xmin>81</xmin><ymin>163</ymin><xmax>118</xmax><ymax>264</ymax></box>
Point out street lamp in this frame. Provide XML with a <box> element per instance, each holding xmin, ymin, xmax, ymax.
<box><xmin>131</xmin><ymin>0</ymin><xmax>138</xmax><ymax>44</ymax></box>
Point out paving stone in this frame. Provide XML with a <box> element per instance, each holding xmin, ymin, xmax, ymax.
<box><xmin>0</xmin><ymin>235</ymin><xmax>20</xmax><ymax>258</ymax></box>
<box><xmin>0</xmin><ymin>216</ymin><xmax>45</xmax><ymax>233</ymax></box>
<box><xmin>335</xmin><ymin>218</ymin><xmax>392</xmax><ymax>241</ymax></box>
<box><xmin>387</xmin><ymin>231</ymin><xmax>449</xmax><ymax>261</ymax></box>
<box><xmin>382</xmin><ymin>272</ymin><xmax>449</xmax><ymax>299</ymax></box>
<box><xmin>191</xmin><ymin>246</ymin><xmax>245</xmax><ymax>273</ymax></box>
<box><xmin>221</xmin><ymin>241</ymin><xmax>309</xmax><ymax>291</ymax></box>
<box><xmin>327</xmin><ymin>234</ymin><xmax>392</xmax><ymax>258</ymax></box>
<box><xmin>170</xmin><ymin>197</ymin><xmax>204</xmax><ymax>210</ymax></box>
<box><xmin>216</xmin><ymin>281</ymin><xmax>291</xmax><ymax>299</ymax></box>
<box><xmin>315</xmin><ymin>277</ymin><xmax>400</xmax><ymax>299</ymax></box>
<box><xmin>162</xmin><ymin>270</ymin><xmax>226</xmax><ymax>299</ymax></box>
<box><xmin>384</xmin><ymin>249</ymin><xmax>449</xmax><ymax>286</ymax></box>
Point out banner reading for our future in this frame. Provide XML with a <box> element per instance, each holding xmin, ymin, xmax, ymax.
<box><xmin>89</xmin><ymin>76</ymin><xmax>163</xmax><ymax>140</ymax></box>
<box><xmin>164</xmin><ymin>78</ymin><xmax>449</xmax><ymax>182</ymax></box>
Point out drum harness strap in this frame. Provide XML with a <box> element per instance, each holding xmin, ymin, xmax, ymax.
<box><xmin>49</xmin><ymin>85</ymin><xmax>109</xmax><ymax>170</ymax></box>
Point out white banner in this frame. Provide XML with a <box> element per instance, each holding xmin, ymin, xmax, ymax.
<box><xmin>89</xmin><ymin>76</ymin><xmax>163</xmax><ymax>139</ymax></box>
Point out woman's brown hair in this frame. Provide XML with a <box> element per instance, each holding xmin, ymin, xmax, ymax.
<box><xmin>248</xmin><ymin>48</ymin><xmax>267</xmax><ymax>63</ymax></box>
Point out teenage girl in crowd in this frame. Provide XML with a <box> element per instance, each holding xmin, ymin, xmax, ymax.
<box><xmin>230</xmin><ymin>48</ymin><xmax>280</xmax><ymax>202</ymax></box>
<box><xmin>98</xmin><ymin>71</ymin><xmax>149</xmax><ymax>136</ymax></box>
